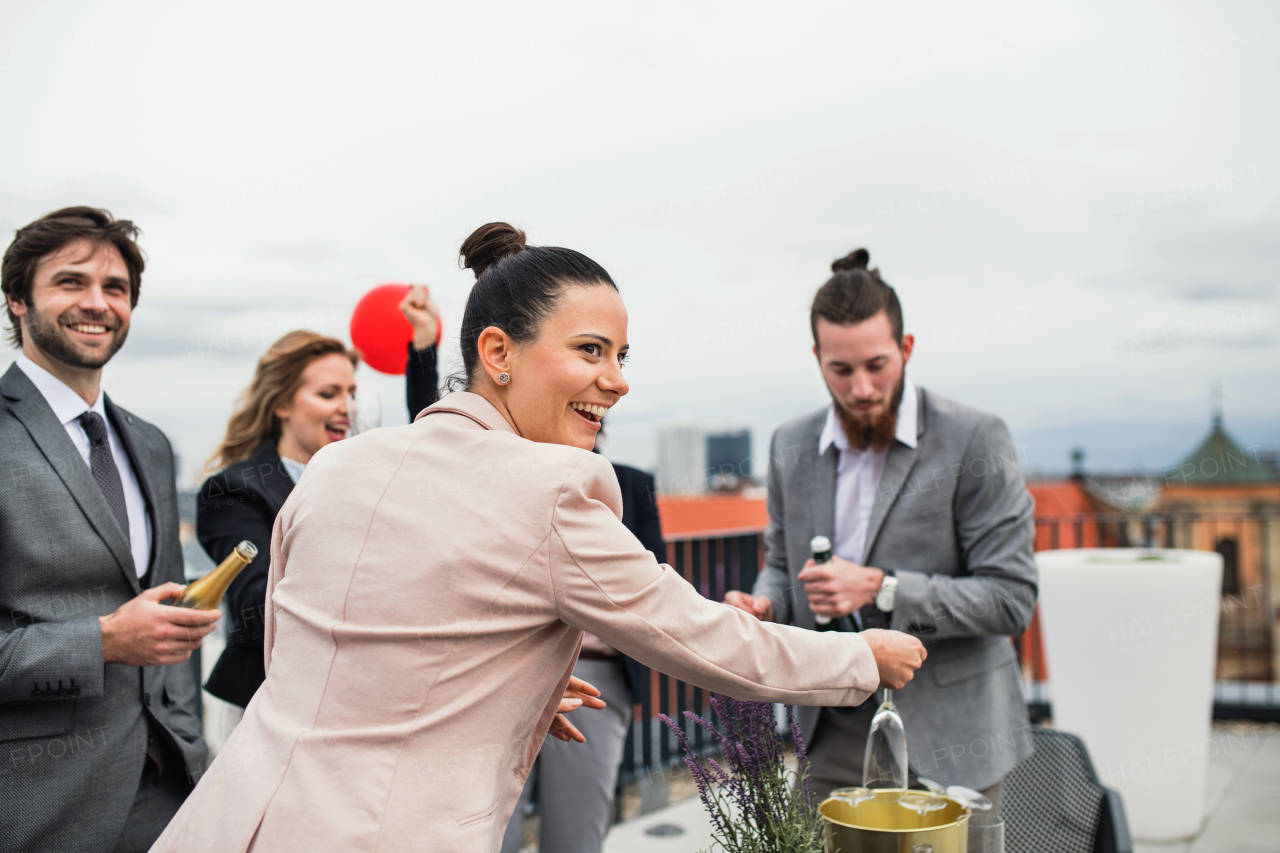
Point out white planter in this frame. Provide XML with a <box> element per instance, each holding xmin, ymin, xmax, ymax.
<box><xmin>1035</xmin><ymin>548</ymin><xmax>1222</xmax><ymax>841</ymax></box>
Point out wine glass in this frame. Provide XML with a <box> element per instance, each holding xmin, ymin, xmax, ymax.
<box><xmin>345</xmin><ymin>391</ymin><xmax>382</xmax><ymax>436</ymax></box>
<box><xmin>898</xmin><ymin>790</ymin><xmax>948</xmax><ymax>819</ymax></box>
<box><xmin>917</xmin><ymin>777</ymin><xmax>994</xmax><ymax>812</ymax></box>
<box><xmin>917</xmin><ymin>777</ymin><xmax>946</xmax><ymax>796</ymax></box>
<box><xmin>968</xmin><ymin>813</ymin><xmax>1005</xmax><ymax>853</ymax></box>
<box><xmin>862</xmin><ymin>689</ymin><xmax>908</xmax><ymax>797</ymax></box>
<box><xmin>830</xmin><ymin>787</ymin><xmax>875</xmax><ymax>806</ymax></box>
<box><xmin>946</xmin><ymin>784</ymin><xmax>992</xmax><ymax>812</ymax></box>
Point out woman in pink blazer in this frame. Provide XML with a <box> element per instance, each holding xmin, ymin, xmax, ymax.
<box><xmin>153</xmin><ymin>223</ymin><xmax>926</xmax><ymax>853</ymax></box>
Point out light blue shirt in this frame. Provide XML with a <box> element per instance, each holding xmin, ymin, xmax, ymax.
<box><xmin>279</xmin><ymin>455</ymin><xmax>306</xmax><ymax>484</ymax></box>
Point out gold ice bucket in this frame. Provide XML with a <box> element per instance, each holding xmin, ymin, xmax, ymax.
<box><xmin>820</xmin><ymin>790</ymin><xmax>970</xmax><ymax>852</ymax></box>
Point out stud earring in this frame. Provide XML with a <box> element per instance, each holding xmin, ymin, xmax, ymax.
<box><xmin>497</xmin><ymin>372</ymin><xmax>510</xmax><ymax>384</ymax></box>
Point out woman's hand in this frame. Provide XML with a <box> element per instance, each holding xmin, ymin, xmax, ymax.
<box><xmin>860</xmin><ymin>629</ymin><xmax>927</xmax><ymax>690</ymax></box>
<box><xmin>398</xmin><ymin>284</ymin><xmax>440</xmax><ymax>350</ymax></box>
<box><xmin>724</xmin><ymin>590</ymin><xmax>775</xmax><ymax>621</ymax></box>
<box><xmin>547</xmin><ymin>676</ymin><xmax>606</xmax><ymax>743</ymax></box>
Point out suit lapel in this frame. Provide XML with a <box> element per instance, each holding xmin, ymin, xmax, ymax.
<box><xmin>863</xmin><ymin>386</ymin><xmax>927</xmax><ymax>560</ymax></box>
<box><xmin>1</xmin><ymin>366</ymin><xmax>139</xmax><ymax>593</ymax></box>
<box><xmin>105</xmin><ymin>396</ymin><xmax>157</xmax><ymax>587</ymax></box>
<box><xmin>252</xmin><ymin>442</ymin><xmax>295</xmax><ymax>514</ymax></box>
<box><xmin>808</xmin><ymin>442</ymin><xmax>839</xmax><ymax>543</ymax></box>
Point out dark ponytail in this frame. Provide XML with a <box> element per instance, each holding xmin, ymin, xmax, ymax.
<box><xmin>810</xmin><ymin>247</ymin><xmax>903</xmax><ymax>346</ymax></box>
<box><xmin>451</xmin><ymin>222</ymin><xmax>617</xmax><ymax>390</ymax></box>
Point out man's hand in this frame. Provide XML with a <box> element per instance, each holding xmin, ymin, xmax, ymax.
<box><xmin>99</xmin><ymin>583</ymin><xmax>221</xmax><ymax>666</ymax></box>
<box><xmin>798</xmin><ymin>555</ymin><xmax>884</xmax><ymax>619</ymax></box>
<box><xmin>724</xmin><ymin>590</ymin><xmax>775</xmax><ymax>622</ymax></box>
<box><xmin>548</xmin><ymin>676</ymin><xmax>606</xmax><ymax>743</ymax></box>
<box><xmin>861</xmin><ymin>629</ymin><xmax>927</xmax><ymax>690</ymax></box>
<box><xmin>398</xmin><ymin>284</ymin><xmax>440</xmax><ymax>350</ymax></box>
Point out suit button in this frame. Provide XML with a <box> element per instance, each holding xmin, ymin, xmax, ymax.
<box><xmin>70</xmin><ymin>687</ymin><xmax>81</xmax><ymax>698</ymax></box>
<box><xmin>144</xmin><ymin>692</ymin><xmax>152</xmax><ymax>706</ymax></box>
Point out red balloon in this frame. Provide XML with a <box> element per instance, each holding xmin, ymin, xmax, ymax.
<box><xmin>350</xmin><ymin>283</ymin><xmax>444</xmax><ymax>374</ymax></box>
<box><xmin>350</xmin><ymin>284</ymin><xmax>413</xmax><ymax>375</ymax></box>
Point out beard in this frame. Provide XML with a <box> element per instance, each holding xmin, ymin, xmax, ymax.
<box><xmin>833</xmin><ymin>373</ymin><xmax>904</xmax><ymax>452</ymax></box>
<box><xmin>24</xmin><ymin>303</ymin><xmax>128</xmax><ymax>370</ymax></box>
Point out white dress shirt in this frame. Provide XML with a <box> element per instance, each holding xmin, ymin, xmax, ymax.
<box><xmin>16</xmin><ymin>354</ymin><xmax>153</xmax><ymax>578</ymax></box>
<box><xmin>817</xmin><ymin>376</ymin><xmax>918</xmax><ymax>567</ymax></box>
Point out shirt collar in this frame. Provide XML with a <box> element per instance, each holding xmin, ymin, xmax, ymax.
<box><xmin>819</xmin><ymin>376</ymin><xmax>918</xmax><ymax>455</ymax></box>
<box><xmin>279</xmin><ymin>455</ymin><xmax>307</xmax><ymax>484</ymax></box>
<box><xmin>15</xmin><ymin>353</ymin><xmax>106</xmax><ymax>426</ymax></box>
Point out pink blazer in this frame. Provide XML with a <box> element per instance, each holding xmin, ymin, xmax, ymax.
<box><xmin>152</xmin><ymin>392</ymin><xmax>879</xmax><ymax>852</ymax></box>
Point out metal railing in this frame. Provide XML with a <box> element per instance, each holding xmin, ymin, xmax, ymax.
<box><xmin>622</xmin><ymin>511</ymin><xmax>1280</xmax><ymax>785</ymax></box>
<box><xmin>618</xmin><ymin>533</ymin><xmax>762</xmax><ymax>783</ymax></box>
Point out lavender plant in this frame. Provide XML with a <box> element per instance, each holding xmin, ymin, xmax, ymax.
<box><xmin>660</xmin><ymin>695</ymin><xmax>825</xmax><ymax>853</ymax></box>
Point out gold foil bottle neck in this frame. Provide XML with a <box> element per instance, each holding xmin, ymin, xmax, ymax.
<box><xmin>177</xmin><ymin>539</ymin><xmax>257</xmax><ymax>609</ymax></box>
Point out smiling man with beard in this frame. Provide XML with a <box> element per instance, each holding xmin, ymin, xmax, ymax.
<box><xmin>0</xmin><ymin>207</ymin><xmax>218</xmax><ymax>853</ymax></box>
<box><xmin>726</xmin><ymin>248</ymin><xmax>1038</xmax><ymax>815</ymax></box>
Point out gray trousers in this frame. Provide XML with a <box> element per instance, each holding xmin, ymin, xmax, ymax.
<box><xmin>111</xmin><ymin>747</ymin><xmax>191</xmax><ymax>853</ymax></box>
<box><xmin>500</xmin><ymin>658</ymin><xmax>633</xmax><ymax>853</ymax></box>
<box><xmin>808</xmin><ymin>704</ymin><xmax>1005</xmax><ymax>818</ymax></box>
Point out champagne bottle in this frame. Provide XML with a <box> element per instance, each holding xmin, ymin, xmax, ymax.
<box><xmin>810</xmin><ymin>535</ymin><xmax>856</xmax><ymax>632</ymax></box>
<box><xmin>177</xmin><ymin>540</ymin><xmax>258</xmax><ymax>609</ymax></box>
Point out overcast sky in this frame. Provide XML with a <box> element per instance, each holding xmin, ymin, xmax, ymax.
<box><xmin>3</xmin><ymin>0</ymin><xmax>1277</xmax><ymax>485</ymax></box>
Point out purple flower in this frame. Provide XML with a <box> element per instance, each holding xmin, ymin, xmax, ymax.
<box><xmin>666</xmin><ymin>695</ymin><xmax>823</xmax><ymax>852</ymax></box>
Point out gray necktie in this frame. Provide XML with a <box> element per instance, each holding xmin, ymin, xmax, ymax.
<box><xmin>78</xmin><ymin>411</ymin><xmax>130</xmax><ymax>543</ymax></box>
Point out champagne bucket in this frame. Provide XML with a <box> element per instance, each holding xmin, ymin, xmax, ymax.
<box><xmin>820</xmin><ymin>791</ymin><xmax>970</xmax><ymax>852</ymax></box>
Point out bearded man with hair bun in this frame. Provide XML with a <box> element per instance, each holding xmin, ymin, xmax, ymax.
<box><xmin>726</xmin><ymin>247</ymin><xmax>1038</xmax><ymax>816</ymax></box>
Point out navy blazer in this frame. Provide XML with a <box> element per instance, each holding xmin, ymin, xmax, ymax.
<box><xmin>197</xmin><ymin>440</ymin><xmax>292</xmax><ymax>706</ymax></box>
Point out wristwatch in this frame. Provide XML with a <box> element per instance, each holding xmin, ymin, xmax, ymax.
<box><xmin>875</xmin><ymin>570</ymin><xmax>898</xmax><ymax>613</ymax></box>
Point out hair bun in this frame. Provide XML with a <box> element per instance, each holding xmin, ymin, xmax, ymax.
<box><xmin>831</xmin><ymin>248</ymin><xmax>870</xmax><ymax>273</ymax></box>
<box><xmin>460</xmin><ymin>222</ymin><xmax>527</xmax><ymax>278</ymax></box>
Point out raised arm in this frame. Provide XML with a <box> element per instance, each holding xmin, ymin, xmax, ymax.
<box><xmin>400</xmin><ymin>285</ymin><xmax>441</xmax><ymax>421</ymax></box>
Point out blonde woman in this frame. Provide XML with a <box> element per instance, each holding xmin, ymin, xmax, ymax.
<box><xmin>196</xmin><ymin>331</ymin><xmax>359</xmax><ymax>720</ymax></box>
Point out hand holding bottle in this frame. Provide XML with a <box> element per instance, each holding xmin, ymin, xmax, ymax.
<box><xmin>99</xmin><ymin>583</ymin><xmax>221</xmax><ymax>666</ymax></box>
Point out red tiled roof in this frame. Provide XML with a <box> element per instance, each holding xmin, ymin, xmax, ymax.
<box><xmin>1027</xmin><ymin>480</ymin><xmax>1092</xmax><ymax>515</ymax></box>
<box><xmin>655</xmin><ymin>481</ymin><xmax>1093</xmax><ymax>540</ymax></box>
<box><xmin>656</xmin><ymin>495</ymin><xmax>768</xmax><ymax>540</ymax></box>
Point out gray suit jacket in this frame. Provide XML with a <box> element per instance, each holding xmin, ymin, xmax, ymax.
<box><xmin>754</xmin><ymin>385</ymin><xmax>1037</xmax><ymax>789</ymax></box>
<box><xmin>0</xmin><ymin>363</ymin><xmax>207</xmax><ymax>853</ymax></box>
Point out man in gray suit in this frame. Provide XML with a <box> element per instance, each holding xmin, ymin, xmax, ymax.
<box><xmin>727</xmin><ymin>248</ymin><xmax>1037</xmax><ymax>813</ymax></box>
<box><xmin>1</xmin><ymin>207</ymin><xmax>221</xmax><ymax>853</ymax></box>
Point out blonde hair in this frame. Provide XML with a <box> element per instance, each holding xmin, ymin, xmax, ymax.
<box><xmin>204</xmin><ymin>330</ymin><xmax>359</xmax><ymax>475</ymax></box>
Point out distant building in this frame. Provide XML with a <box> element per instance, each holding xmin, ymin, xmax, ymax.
<box><xmin>706</xmin><ymin>430</ymin><xmax>752</xmax><ymax>491</ymax></box>
<box><xmin>657</xmin><ymin>425</ymin><xmax>705</xmax><ymax>495</ymax></box>
<box><xmin>1157</xmin><ymin>412</ymin><xmax>1280</xmax><ymax>682</ymax></box>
